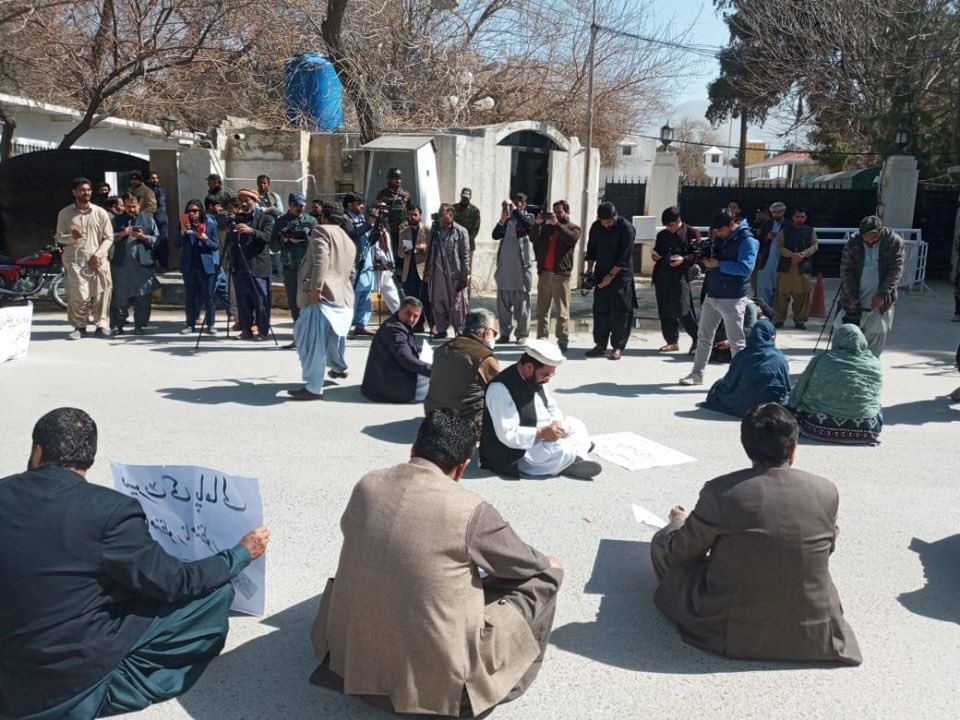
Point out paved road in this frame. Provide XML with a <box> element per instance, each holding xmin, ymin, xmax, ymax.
<box><xmin>2</xmin><ymin>281</ymin><xmax>958</xmax><ymax>719</ymax></box>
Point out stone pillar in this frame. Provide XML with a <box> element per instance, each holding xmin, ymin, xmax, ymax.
<box><xmin>646</xmin><ymin>150</ymin><xmax>680</xmax><ymax>218</ymax></box>
<box><xmin>878</xmin><ymin>154</ymin><xmax>919</xmax><ymax>229</ymax></box>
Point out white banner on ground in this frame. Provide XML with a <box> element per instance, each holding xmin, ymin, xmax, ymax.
<box><xmin>110</xmin><ymin>462</ymin><xmax>265</xmax><ymax>616</ymax></box>
<box><xmin>591</xmin><ymin>432</ymin><xmax>696</xmax><ymax>472</ymax></box>
<box><xmin>0</xmin><ymin>301</ymin><xmax>32</xmax><ymax>365</ymax></box>
<box><xmin>632</xmin><ymin>504</ymin><xmax>667</xmax><ymax>531</ymax></box>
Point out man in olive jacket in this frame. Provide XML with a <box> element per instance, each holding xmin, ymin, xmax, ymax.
<box><xmin>311</xmin><ymin>410</ymin><xmax>563</xmax><ymax>716</ymax></box>
<box><xmin>530</xmin><ymin>199</ymin><xmax>581</xmax><ymax>351</ymax></box>
<box><xmin>651</xmin><ymin>403</ymin><xmax>861</xmax><ymax>665</ymax></box>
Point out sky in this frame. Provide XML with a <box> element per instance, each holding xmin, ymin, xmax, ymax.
<box><xmin>640</xmin><ymin>0</ymin><xmax>787</xmax><ymax>150</ymax></box>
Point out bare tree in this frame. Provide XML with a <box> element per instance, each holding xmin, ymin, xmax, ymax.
<box><xmin>675</xmin><ymin>118</ymin><xmax>721</xmax><ymax>183</ymax></box>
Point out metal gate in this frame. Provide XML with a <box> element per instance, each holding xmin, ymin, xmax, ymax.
<box><xmin>913</xmin><ymin>188</ymin><xmax>958</xmax><ymax>280</ymax></box>
<box><xmin>602</xmin><ymin>178</ymin><xmax>647</xmax><ymax>220</ymax></box>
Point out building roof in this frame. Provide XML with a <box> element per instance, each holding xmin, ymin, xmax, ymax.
<box><xmin>703</xmin><ymin>146</ymin><xmax>723</xmax><ymax>154</ymax></box>
<box><xmin>361</xmin><ymin>135</ymin><xmax>436</xmax><ymax>151</ymax></box>
<box><xmin>746</xmin><ymin>151</ymin><xmax>815</xmax><ymax>169</ymax></box>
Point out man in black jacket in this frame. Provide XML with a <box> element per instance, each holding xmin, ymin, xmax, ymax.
<box><xmin>584</xmin><ymin>202</ymin><xmax>637</xmax><ymax>361</ymax></box>
<box><xmin>0</xmin><ymin>408</ymin><xmax>270</xmax><ymax>720</ymax></box>
<box><xmin>230</xmin><ymin>187</ymin><xmax>276</xmax><ymax>340</ymax></box>
<box><xmin>361</xmin><ymin>297</ymin><xmax>432</xmax><ymax>403</ymax></box>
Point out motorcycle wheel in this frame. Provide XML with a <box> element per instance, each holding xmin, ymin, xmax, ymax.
<box><xmin>49</xmin><ymin>273</ymin><xmax>68</xmax><ymax>309</ymax></box>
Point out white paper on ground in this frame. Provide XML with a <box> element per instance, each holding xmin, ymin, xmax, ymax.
<box><xmin>591</xmin><ymin>432</ymin><xmax>696</xmax><ymax>472</ymax></box>
<box><xmin>949</xmin><ymin>403</ymin><xmax>960</xmax><ymax>413</ymax></box>
<box><xmin>420</xmin><ymin>341</ymin><xmax>434</xmax><ymax>366</ymax></box>
<box><xmin>111</xmin><ymin>462</ymin><xmax>265</xmax><ymax>615</ymax></box>
<box><xmin>0</xmin><ymin>301</ymin><xmax>32</xmax><ymax>365</ymax></box>
<box><xmin>632</xmin><ymin>504</ymin><xmax>667</xmax><ymax>530</ymax></box>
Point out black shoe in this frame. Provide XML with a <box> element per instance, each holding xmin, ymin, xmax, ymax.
<box><xmin>282</xmin><ymin>342</ymin><xmax>297</xmax><ymax>349</ymax></box>
<box><xmin>496</xmin><ymin>335</ymin><xmax>511</xmax><ymax>345</ymax></box>
<box><xmin>773</xmin><ymin>322</ymin><xmax>784</xmax><ymax>329</ymax></box>
<box><xmin>795</xmin><ymin>322</ymin><xmax>807</xmax><ymax>330</ymax></box>
<box><xmin>585</xmin><ymin>346</ymin><xmax>606</xmax><ymax>358</ymax></box>
<box><xmin>133</xmin><ymin>326</ymin><xmax>145</xmax><ymax>336</ymax></box>
<box><xmin>432</xmin><ymin>332</ymin><xmax>449</xmax><ymax>341</ymax></box>
<box><xmin>95</xmin><ymin>327</ymin><xmax>116</xmax><ymax>338</ymax></box>
<box><xmin>328</xmin><ymin>370</ymin><xmax>348</xmax><ymax>380</ymax></box>
<box><xmin>287</xmin><ymin>387</ymin><xmax>324</xmax><ymax>401</ymax></box>
<box><xmin>558</xmin><ymin>342</ymin><xmax>568</xmax><ymax>353</ymax></box>
<box><xmin>562</xmin><ymin>459</ymin><xmax>602</xmax><ymax>480</ymax></box>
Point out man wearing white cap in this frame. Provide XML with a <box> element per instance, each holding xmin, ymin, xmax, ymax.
<box><xmin>480</xmin><ymin>339</ymin><xmax>600</xmax><ymax>479</ymax></box>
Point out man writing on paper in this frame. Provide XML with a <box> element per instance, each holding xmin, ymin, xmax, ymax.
<box><xmin>480</xmin><ymin>339</ymin><xmax>600</xmax><ymax>480</ymax></box>
<box><xmin>310</xmin><ymin>410</ymin><xmax>564</xmax><ymax>717</ymax></box>
<box><xmin>361</xmin><ymin>297</ymin><xmax>432</xmax><ymax>403</ymax></box>
<box><xmin>650</xmin><ymin>402</ymin><xmax>862</xmax><ymax>665</ymax></box>
<box><xmin>0</xmin><ymin>408</ymin><xmax>271</xmax><ymax>719</ymax></box>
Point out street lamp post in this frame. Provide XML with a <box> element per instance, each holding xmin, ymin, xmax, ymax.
<box><xmin>894</xmin><ymin>125</ymin><xmax>911</xmax><ymax>153</ymax></box>
<box><xmin>159</xmin><ymin>115</ymin><xmax>177</xmax><ymax>139</ymax></box>
<box><xmin>659</xmin><ymin>123</ymin><xmax>674</xmax><ymax>150</ymax></box>
<box><xmin>579</xmin><ymin>0</ymin><xmax>599</xmax><ymax>240</ymax></box>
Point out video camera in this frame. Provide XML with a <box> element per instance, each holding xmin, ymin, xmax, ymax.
<box><xmin>579</xmin><ymin>271</ymin><xmax>597</xmax><ymax>296</ymax></box>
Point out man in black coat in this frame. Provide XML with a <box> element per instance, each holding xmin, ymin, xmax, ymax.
<box><xmin>361</xmin><ymin>297</ymin><xmax>432</xmax><ymax>403</ymax></box>
<box><xmin>229</xmin><ymin>187</ymin><xmax>276</xmax><ymax>340</ymax></box>
<box><xmin>584</xmin><ymin>202</ymin><xmax>637</xmax><ymax>361</ymax></box>
<box><xmin>0</xmin><ymin>408</ymin><xmax>270</xmax><ymax>719</ymax></box>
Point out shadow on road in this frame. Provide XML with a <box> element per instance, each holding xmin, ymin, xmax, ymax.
<box><xmin>555</xmin><ymin>382</ymin><xmax>699</xmax><ymax>397</ymax></box>
<box><xmin>157</xmin><ymin>379</ymin><xmax>294</xmax><ymax>406</ymax></box>
<box><xmin>898</xmin><ymin>534</ymin><xmax>960</xmax><ymax>624</ymax></box>
<box><xmin>550</xmin><ymin>538</ymin><xmax>827</xmax><ymax>674</ymax></box>
<box><xmin>882</xmin><ymin>397</ymin><xmax>959</xmax><ymax>425</ymax></box>
<box><xmin>362</xmin><ymin>417</ymin><xmax>422</xmax><ymax>445</ymax></box>
<box><xmin>674</xmin><ymin>406</ymin><xmax>739</xmax><ymax>422</ymax></box>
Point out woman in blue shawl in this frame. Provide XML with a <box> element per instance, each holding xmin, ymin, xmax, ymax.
<box><xmin>788</xmin><ymin>323</ymin><xmax>883</xmax><ymax>444</ymax></box>
<box><xmin>702</xmin><ymin>318</ymin><xmax>790</xmax><ymax>417</ymax></box>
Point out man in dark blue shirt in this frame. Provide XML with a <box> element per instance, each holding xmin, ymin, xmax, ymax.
<box><xmin>0</xmin><ymin>408</ymin><xmax>270</xmax><ymax>719</ymax></box>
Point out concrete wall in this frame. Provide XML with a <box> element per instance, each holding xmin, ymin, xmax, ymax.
<box><xmin>222</xmin><ymin>126</ymin><xmax>310</xmax><ymax>203</ymax></box>
<box><xmin>306</xmin><ymin>133</ymin><xmax>363</xmax><ymax>202</ymax></box>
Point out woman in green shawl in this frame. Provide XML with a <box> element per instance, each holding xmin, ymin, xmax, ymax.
<box><xmin>789</xmin><ymin>323</ymin><xmax>883</xmax><ymax>444</ymax></box>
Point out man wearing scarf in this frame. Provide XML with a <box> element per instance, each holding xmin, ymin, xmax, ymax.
<box><xmin>229</xmin><ymin>188</ymin><xmax>275</xmax><ymax>340</ymax></box>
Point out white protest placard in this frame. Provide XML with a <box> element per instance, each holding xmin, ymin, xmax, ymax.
<box><xmin>0</xmin><ymin>301</ymin><xmax>32</xmax><ymax>365</ymax></box>
<box><xmin>111</xmin><ymin>462</ymin><xmax>265</xmax><ymax>615</ymax></box>
<box><xmin>632</xmin><ymin>504</ymin><xmax>667</xmax><ymax>531</ymax></box>
<box><xmin>420</xmin><ymin>340</ymin><xmax>434</xmax><ymax>366</ymax></box>
<box><xmin>591</xmin><ymin>432</ymin><xmax>697</xmax><ymax>472</ymax></box>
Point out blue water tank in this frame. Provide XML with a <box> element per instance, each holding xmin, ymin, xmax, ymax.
<box><xmin>284</xmin><ymin>53</ymin><xmax>343</xmax><ymax>132</ymax></box>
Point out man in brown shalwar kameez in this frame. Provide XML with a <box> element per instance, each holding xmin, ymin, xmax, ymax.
<box><xmin>310</xmin><ymin>409</ymin><xmax>563</xmax><ymax>716</ymax></box>
<box><xmin>651</xmin><ymin>402</ymin><xmax>862</xmax><ymax>665</ymax></box>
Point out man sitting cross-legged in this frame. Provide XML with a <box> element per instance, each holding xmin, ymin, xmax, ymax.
<box><xmin>650</xmin><ymin>402</ymin><xmax>862</xmax><ymax>665</ymax></box>
<box><xmin>0</xmin><ymin>408</ymin><xmax>270</xmax><ymax>720</ymax></box>
<box><xmin>310</xmin><ymin>410</ymin><xmax>563</xmax><ymax>717</ymax></box>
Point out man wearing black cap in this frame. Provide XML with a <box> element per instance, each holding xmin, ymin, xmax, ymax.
<box><xmin>453</xmin><ymin>187</ymin><xmax>481</xmax><ymax>254</ymax></box>
<box><xmin>584</xmin><ymin>202</ymin><xmax>637</xmax><ymax>361</ymax></box>
<box><xmin>272</xmin><ymin>192</ymin><xmax>319</xmax><ymax>327</ymax></box>
<box><xmin>376</xmin><ymin>168</ymin><xmax>412</xmax><ymax>257</ymax></box>
<box><xmin>838</xmin><ymin>215</ymin><xmax>904</xmax><ymax>356</ymax></box>
<box><xmin>679</xmin><ymin>209</ymin><xmax>758</xmax><ymax>385</ymax></box>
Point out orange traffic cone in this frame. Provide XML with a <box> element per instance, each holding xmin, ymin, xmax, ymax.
<box><xmin>810</xmin><ymin>273</ymin><xmax>826</xmax><ymax>317</ymax></box>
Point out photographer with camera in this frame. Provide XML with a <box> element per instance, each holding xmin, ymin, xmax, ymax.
<box><xmin>652</xmin><ymin>206</ymin><xmax>700</xmax><ymax>354</ymax></box>
<box><xmin>375</xmin><ymin>167</ymin><xmax>412</xmax><ymax>259</ymax></box>
<box><xmin>368</xmin><ymin>203</ymin><xmax>401</xmax><ymax>315</ymax></box>
<box><xmin>272</xmin><ymin>192</ymin><xmax>318</xmax><ymax>329</ymax></box>
<box><xmin>228</xmin><ymin>188</ymin><xmax>275</xmax><ymax>341</ymax></box>
<box><xmin>110</xmin><ymin>193</ymin><xmax>158</xmax><ymax>336</ymax></box>
<box><xmin>679</xmin><ymin>209</ymin><xmax>759</xmax><ymax>386</ymax></box>
<box><xmin>584</xmin><ymin>202</ymin><xmax>637</xmax><ymax>361</ymax></box>
<box><xmin>530</xmin><ymin>200</ymin><xmax>580</xmax><ymax>352</ymax></box>
<box><xmin>492</xmin><ymin>191</ymin><xmax>536</xmax><ymax>343</ymax></box>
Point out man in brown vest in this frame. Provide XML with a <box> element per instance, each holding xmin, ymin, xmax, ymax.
<box><xmin>310</xmin><ymin>410</ymin><xmax>563</xmax><ymax>716</ymax></box>
<box><xmin>773</xmin><ymin>206</ymin><xmax>819</xmax><ymax>329</ymax></box>
<box><xmin>651</xmin><ymin>402</ymin><xmax>862</xmax><ymax>665</ymax></box>
<box><xmin>424</xmin><ymin>308</ymin><xmax>501</xmax><ymax>429</ymax></box>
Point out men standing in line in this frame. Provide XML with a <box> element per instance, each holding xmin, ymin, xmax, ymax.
<box><xmin>452</xmin><ymin>186</ymin><xmax>481</xmax><ymax>258</ymax></box>
<box><xmin>110</xmin><ymin>193</ymin><xmax>158</xmax><ymax>336</ymax></box>
<box><xmin>310</xmin><ymin>410</ymin><xmax>564</xmax><ymax>717</ymax></box>
<box><xmin>272</xmin><ymin>191</ymin><xmax>318</xmax><ymax>325</ymax></box>
<box><xmin>839</xmin><ymin>215</ymin><xmax>905</xmax><ymax>356</ymax></box>
<box><xmin>361</xmin><ymin>297</ymin><xmax>432</xmax><ymax>403</ymax></box>
<box><xmin>651</xmin><ymin>403</ymin><xmax>862</xmax><ymax>665</ymax></box>
<box><xmin>424</xmin><ymin>203</ymin><xmax>471</xmax><ymax>339</ymax></box>
<box><xmin>146</xmin><ymin>171</ymin><xmax>169</xmax><ymax>270</ymax></box>
<box><xmin>55</xmin><ymin>177</ymin><xmax>115</xmax><ymax>340</ymax></box>
<box><xmin>289</xmin><ymin>204</ymin><xmax>356</xmax><ymax>401</ymax></box>
<box><xmin>652</xmin><ymin>206</ymin><xmax>700</xmax><ymax>354</ymax></box>
<box><xmin>493</xmin><ymin>192</ymin><xmax>535</xmax><ymax>343</ymax></box>
<box><xmin>127</xmin><ymin>171</ymin><xmax>157</xmax><ymax>216</ymax></box>
<box><xmin>398</xmin><ymin>205</ymin><xmax>431</xmax><ymax>332</ymax></box>
<box><xmin>375</xmin><ymin>167</ymin><xmax>412</xmax><ymax>257</ymax></box>
<box><xmin>425</xmin><ymin>308</ymin><xmax>501</xmax><ymax>430</ymax></box>
<box><xmin>754</xmin><ymin>201</ymin><xmax>786</xmax><ymax>314</ymax></box>
<box><xmin>481</xmin><ymin>339</ymin><xmax>600</xmax><ymax>479</ymax></box>
<box><xmin>229</xmin><ymin>188</ymin><xmax>275</xmax><ymax>341</ymax></box>
<box><xmin>584</xmin><ymin>202</ymin><xmax>636</xmax><ymax>361</ymax></box>
<box><xmin>679</xmin><ymin>209</ymin><xmax>758</xmax><ymax>386</ymax></box>
<box><xmin>530</xmin><ymin>200</ymin><xmax>580</xmax><ymax>352</ymax></box>
<box><xmin>774</xmin><ymin>206</ymin><xmax>819</xmax><ymax>329</ymax></box>
<box><xmin>0</xmin><ymin>408</ymin><xmax>270</xmax><ymax>719</ymax></box>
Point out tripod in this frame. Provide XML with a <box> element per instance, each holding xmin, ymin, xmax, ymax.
<box><xmin>813</xmin><ymin>284</ymin><xmax>843</xmax><ymax>354</ymax></box>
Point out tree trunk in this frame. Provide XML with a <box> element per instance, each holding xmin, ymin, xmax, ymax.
<box><xmin>58</xmin><ymin>109</ymin><xmax>98</xmax><ymax>150</ymax></box>
<box><xmin>738</xmin><ymin>111</ymin><xmax>748</xmax><ymax>186</ymax></box>
<box><xmin>323</xmin><ymin>0</ymin><xmax>380</xmax><ymax>143</ymax></box>
<box><xmin>0</xmin><ymin>104</ymin><xmax>16</xmax><ymax>161</ymax></box>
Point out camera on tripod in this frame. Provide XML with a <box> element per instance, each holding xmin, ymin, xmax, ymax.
<box><xmin>694</xmin><ymin>236</ymin><xmax>715</xmax><ymax>260</ymax></box>
<box><xmin>282</xmin><ymin>226</ymin><xmax>309</xmax><ymax>242</ymax></box>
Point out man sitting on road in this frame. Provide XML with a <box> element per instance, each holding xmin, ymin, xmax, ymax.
<box><xmin>424</xmin><ymin>308</ymin><xmax>501</xmax><ymax>429</ymax></box>
<box><xmin>480</xmin><ymin>339</ymin><xmax>600</xmax><ymax>479</ymax></box>
<box><xmin>310</xmin><ymin>410</ymin><xmax>564</xmax><ymax>717</ymax></box>
<box><xmin>650</xmin><ymin>402</ymin><xmax>862</xmax><ymax>665</ymax></box>
<box><xmin>0</xmin><ymin>408</ymin><xmax>270</xmax><ymax>719</ymax></box>
<box><xmin>360</xmin><ymin>296</ymin><xmax>431</xmax><ymax>403</ymax></box>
